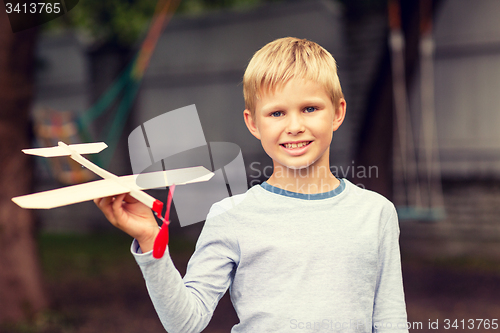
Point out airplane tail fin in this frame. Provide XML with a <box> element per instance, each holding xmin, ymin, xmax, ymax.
<box><xmin>22</xmin><ymin>142</ymin><xmax>108</xmax><ymax>157</ymax></box>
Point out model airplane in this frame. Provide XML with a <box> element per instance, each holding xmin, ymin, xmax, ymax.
<box><xmin>12</xmin><ymin>141</ymin><xmax>214</xmax><ymax>258</ymax></box>
<box><xmin>12</xmin><ymin>141</ymin><xmax>214</xmax><ymax>220</ymax></box>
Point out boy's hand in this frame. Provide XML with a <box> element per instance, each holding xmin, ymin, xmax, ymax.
<box><xmin>94</xmin><ymin>193</ymin><xmax>159</xmax><ymax>253</ymax></box>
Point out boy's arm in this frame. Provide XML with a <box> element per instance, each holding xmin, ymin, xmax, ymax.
<box><xmin>132</xmin><ymin>204</ymin><xmax>239</xmax><ymax>333</ymax></box>
<box><xmin>95</xmin><ymin>194</ymin><xmax>238</xmax><ymax>333</ymax></box>
<box><xmin>372</xmin><ymin>207</ymin><xmax>409</xmax><ymax>333</ymax></box>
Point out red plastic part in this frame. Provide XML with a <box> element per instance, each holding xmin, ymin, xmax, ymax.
<box><xmin>153</xmin><ymin>221</ymin><xmax>169</xmax><ymax>259</ymax></box>
<box><xmin>165</xmin><ymin>184</ymin><xmax>175</xmax><ymax>220</ymax></box>
<box><xmin>152</xmin><ymin>199</ymin><xmax>164</xmax><ymax>217</ymax></box>
<box><xmin>152</xmin><ymin>185</ymin><xmax>176</xmax><ymax>259</ymax></box>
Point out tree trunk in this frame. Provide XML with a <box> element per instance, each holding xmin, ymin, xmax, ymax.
<box><xmin>0</xmin><ymin>9</ymin><xmax>47</xmax><ymax>323</ymax></box>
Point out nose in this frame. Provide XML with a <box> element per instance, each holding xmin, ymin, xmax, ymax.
<box><xmin>285</xmin><ymin>113</ymin><xmax>305</xmax><ymax>135</ymax></box>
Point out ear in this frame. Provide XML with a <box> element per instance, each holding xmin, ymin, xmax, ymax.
<box><xmin>332</xmin><ymin>98</ymin><xmax>346</xmax><ymax>132</ymax></box>
<box><xmin>243</xmin><ymin>109</ymin><xmax>261</xmax><ymax>140</ymax></box>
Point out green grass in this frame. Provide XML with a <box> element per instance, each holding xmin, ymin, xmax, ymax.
<box><xmin>39</xmin><ymin>231</ymin><xmax>136</xmax><ymax>281</ymax></box>
<box><xmin>38</xmin><ymin>230</ymin><xmax>197</xmax><ymax>280</ymax></box>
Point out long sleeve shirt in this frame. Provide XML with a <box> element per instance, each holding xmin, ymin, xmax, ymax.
<box><xmin>132</xmin><ymin>179</ymin><xmax>408</xmax><ymax>333</ymax></box>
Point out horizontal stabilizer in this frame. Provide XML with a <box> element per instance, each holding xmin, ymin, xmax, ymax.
<box><xmin>23</xmin><ymin>142</ymin><xmax>108</xmax><ymax>157</ymax></box>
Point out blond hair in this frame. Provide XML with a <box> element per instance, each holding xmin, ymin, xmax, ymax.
<box><xmin>243</xmin><ymin>37</ymin><xmax>344</xmax><ymax>115</ymax></box>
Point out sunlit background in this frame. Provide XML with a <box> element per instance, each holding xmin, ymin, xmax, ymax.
<box><xmin>1</xmin><ymin>0</ymin><xmax>499</xmax><ymax>332</ymax></box>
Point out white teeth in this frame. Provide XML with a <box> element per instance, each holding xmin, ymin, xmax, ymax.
<box><xmin>283</xmin><ymin>141</ymin><xmax>310</xmax><ymax>149</ymax></box>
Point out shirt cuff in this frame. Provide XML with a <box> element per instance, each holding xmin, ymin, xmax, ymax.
<box><xmin>131</xmin><ymin>238</ymin><xmax>172</xmax><ymax>265</ymax></box>
<box><xmin>130</xmin><ymin>239</ymin><xmax>154</xmax><ymax>262</ymax></box>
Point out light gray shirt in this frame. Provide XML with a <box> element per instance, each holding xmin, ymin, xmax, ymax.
<box><xmin>132</xmin><ymin>179</ymin><xmax>408</xmax><ymax>333</ymax></box>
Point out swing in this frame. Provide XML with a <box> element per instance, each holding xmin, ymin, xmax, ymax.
<box><xmin>388</xmin><ymin>0</ymin><xmax>445</xmax><ymax>221</ymax></box>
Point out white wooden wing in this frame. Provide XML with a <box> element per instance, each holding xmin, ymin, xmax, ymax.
<box><xmin>12</xmin><ymin>166</ymin><xmax>213</xmax><ymax>209</ymax></box>
<box><xmin>12</xmin><ymin>178</ymin><xmax>131</xmax><ymax>209</ymax></box>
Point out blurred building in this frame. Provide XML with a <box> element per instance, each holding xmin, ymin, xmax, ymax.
<box><xmin>414</xmin><ymin>0</ymin><xmax>500</xmax><ymax>178</ymax></box>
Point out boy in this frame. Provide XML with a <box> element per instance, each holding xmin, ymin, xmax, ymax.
<box><xmin>95</xmin><ymin>37</ymin><xmax>408</xmax><ymax>332</ymax></box>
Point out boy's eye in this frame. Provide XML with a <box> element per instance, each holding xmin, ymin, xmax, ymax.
<box><xmin>271</xmin><ymin>111</ymin><xmax>283</xmax><ymax>117</ymax></box>
<box><xmin>304</xmin><ymin>107</ymin><xmax>317</xmax><ymax>113</ymax></box>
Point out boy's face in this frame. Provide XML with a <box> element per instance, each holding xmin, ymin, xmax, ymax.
<box><xmin>244</xmin><ymin>78</ymin><xmax>345</xmax><ymax>172</ymax></box>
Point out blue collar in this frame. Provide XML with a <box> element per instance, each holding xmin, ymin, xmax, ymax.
<box><xmin>260</xmin><ymin>178</ymin><xmax>346</xmax><ymax>200</ymax></box>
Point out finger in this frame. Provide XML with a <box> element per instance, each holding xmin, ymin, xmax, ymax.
<box><xmin>111</xmin><ymin>193</ymin><xmax>128</xmax><ymax>223</ymax></box>
<box><xmin>94</xmin><ymin>197</ymin><xmax>108</xmax><ymax>207</ymax></box>
<box><xmin>96</xmin><ymin>196</ymin><xmax>117</xmax><ymax>224</ymax></box>
<box><xmin>123</xmin><ymin>193</ymin><xmax>139</xmax><ymax>204</ymax></box>
<box><xmin>94</xmin><ymin>196</ymin><xmax>111</xmax><ymax>211</ymax></box>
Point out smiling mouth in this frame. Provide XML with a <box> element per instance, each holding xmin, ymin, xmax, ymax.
<box><xmin>281</xmin><ymin>141</ymin><xmax>312</xmax><ymax>149</ymax></box>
